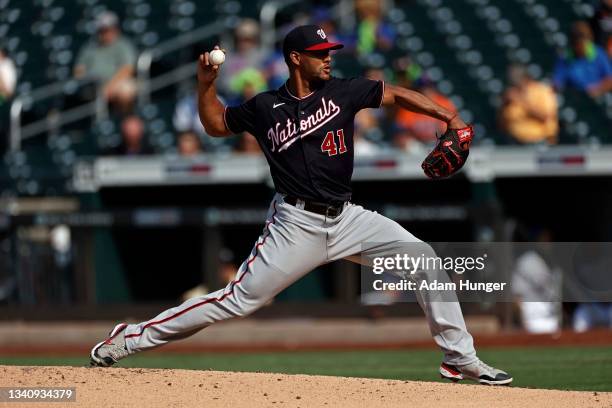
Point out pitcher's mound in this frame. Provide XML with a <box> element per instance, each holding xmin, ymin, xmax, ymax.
<box><xmin>0</xmin><ymin>365</ymin><xmax>608</xmax><ymax>408</ymax></box>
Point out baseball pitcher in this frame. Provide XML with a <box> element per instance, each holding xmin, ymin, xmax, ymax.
<box><xmin>91</xmin><ymin>25</ymin><xmax>512</xmax><ymax>385</ymax></box>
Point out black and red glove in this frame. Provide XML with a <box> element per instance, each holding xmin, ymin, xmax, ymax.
<box><xmin>421</xmin><ymin>125</ymin><xmax>474</xmax><ymax>179</ymax></box>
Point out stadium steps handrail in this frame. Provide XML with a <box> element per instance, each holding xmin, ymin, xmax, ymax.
<box><xmin>9</xmin><ymin>77</ymin><xmax>102</xmax><ymax>152</ymax></box>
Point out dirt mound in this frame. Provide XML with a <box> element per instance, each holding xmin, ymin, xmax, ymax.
<box><xmin>0</xmin><ymin>365</ymin><xmax>609</xmax><ymax>408</ymax></box>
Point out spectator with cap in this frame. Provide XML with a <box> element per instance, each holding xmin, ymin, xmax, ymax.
<box><xmin>499</xmin><ymin>64</ymin><xmax>559</xmax><ymax>145</ymax></box>
<box><xmin>73</xmin><ymin>11</ymin><xmax>138</xmax><ymax>113</ymax></box>
<box><xmin>553</xmin><ymin>21</ymin><xmax>612</xmax><ymax>99</ymax></box>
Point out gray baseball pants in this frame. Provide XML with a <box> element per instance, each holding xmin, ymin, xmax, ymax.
<box><xmin>123</xmin><ymin>194</ymin><xmax>477</xmax><ymax>366</ymax></box>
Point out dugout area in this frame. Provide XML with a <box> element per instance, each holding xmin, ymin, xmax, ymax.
<box><xmin>84</xmin><ymin>174</ymin><xmax>612</xmax><ymax>305</ymax></box>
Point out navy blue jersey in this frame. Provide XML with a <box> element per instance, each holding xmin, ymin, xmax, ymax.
<box><xmin>224</xmin><ymin>77</ymin><xmax>384</xmax><ymax>204</ymax></box>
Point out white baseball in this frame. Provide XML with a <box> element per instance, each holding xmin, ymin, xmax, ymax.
<box><xmin>209</xmin><ymin>49</ymin><xmax>225</xmax><ymax>65</ymax></box>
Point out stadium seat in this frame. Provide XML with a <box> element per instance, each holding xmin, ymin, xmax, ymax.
<box><xmin>409</xmin><ymin>0</ymin><xmax>498</xmax><ymax>141</ymax></box>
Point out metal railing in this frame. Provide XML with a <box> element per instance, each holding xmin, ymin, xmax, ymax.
<box><xmin>9</xmin><ymin>78</ymin><xmax>104</xmax><ymax>151</ymax></box>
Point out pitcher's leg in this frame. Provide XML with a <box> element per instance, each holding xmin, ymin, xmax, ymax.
<box><xmin>413</xmin><ymin>272</ymin><xmax>477</xmax><ymax>366</ymax></box>
<box><xmin>124</xmin><ymin>261</ymin><xmax>293</xmax><ymax>353</ymax></box>
<box><xmin>331</xmin><ymin>204</ymin><xmax>476</xmax><ymax>366</ymax></box>
<box><xmin>120</xmin><ymin>199</ymin><xmax>327</xmax><ymax>354</ymax></box>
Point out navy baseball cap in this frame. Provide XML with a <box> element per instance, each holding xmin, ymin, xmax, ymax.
<box><xmin>282</xmin><ymin>25</ymin><xmax>343</xmax><ymax>60</ymax></box>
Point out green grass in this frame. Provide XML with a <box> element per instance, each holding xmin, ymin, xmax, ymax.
<box><xmin>1</xmin><ymin>346</ymin><xmax>611</xmax><ymax>391</ymax></box>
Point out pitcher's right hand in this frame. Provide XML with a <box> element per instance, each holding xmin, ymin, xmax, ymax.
<box><xmin>197</xmin><ymin>45</ymin><xmax>223</xmax><ymax>87</ymax></box>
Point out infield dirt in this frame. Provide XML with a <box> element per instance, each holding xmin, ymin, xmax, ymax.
<box><xmin>1</xmin><ymin>365</ymin><xmax>610</xmax><ymax>408</ymax></box>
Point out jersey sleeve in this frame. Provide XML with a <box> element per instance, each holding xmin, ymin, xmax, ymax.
<box><xmin>346</xmin><ymin>77</ymin><xmax>385</xmax><ymax>111</ymax></box>
<box><xmin>224</xmin><ymin>96</ymin><xmax>258</xmax><ymax>134</ymax></box>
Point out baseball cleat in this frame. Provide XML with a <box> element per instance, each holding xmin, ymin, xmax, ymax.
<box><xmin>439</xmin><ymin>359</ymin><xmax>513</xmax><ymax>385</ymax></box>
<box><xmin>90</xmin><ymin>323</ymin><xmax>129</xmax><ymax>367</ymax></box>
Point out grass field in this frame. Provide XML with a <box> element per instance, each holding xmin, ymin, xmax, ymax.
<box><xmin>1</xmin><ymin>346</ymin><xmax>611</xmax><ymax>392</ymax></box>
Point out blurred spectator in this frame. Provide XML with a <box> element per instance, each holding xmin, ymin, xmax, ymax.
<box><xmin>511</xmin><ymin>228</ymin><xmax>562</xmax><ymax>334</ymax></box>
<box><xmin>219</xmin><ymin>19</ymin><xmax>267</xmax><ymax>100</ymax></box>
<box><xmin>0</xmin><ymin>47</ymin><xmax>16</xmax><ymax>151</ymax></box>
<box><xmin>73</xmin><ymin>11</ymin><xmax>138</xmax><ymax>113</ymax></box>
<box><xmin>574</xmin><ymin>303</ymin><xmax>612</xmax><ymax>332</ymax></box>
<box><xmin>571</xmin><ymin>245</ymin><xmax>612</xmax><ymax>332</ymax></box>
<box><xmin>0</xmin><ymin>47</ymin><xmax>16</xmax><ymax>104</ymax></box>
<box><xmin>552</xmin><ymin>21</ymin><xmax>612</xmax><ymax>99</ymax></box>
<box><xmin>174</xmin><ymin>92</ymin><xmax>204</xmax><ymax>136</ymax></box>
<box><xmin>354</xmin><ymin>109</ymin><xmax>382</xmax><ymax>156</ymax></box>
<box><xmin>395</xmin><ymin>78</ymin><xmax>457</xmax><ymax>144</ymax></box>
<box><xmin>234</xmin><ymin>132</ymin><xmax>261</xmax><ymax>155</ymax></box>
<box><xmin>354</xmin><ymin>0</ymin><xmax>395</xmax><ymax>56</ymax></box>
<box><xmin>590</xmin><ymin>0</ymin><xmax>612</xmax><ymax>58</ymax></box>
<box><xmin>107</xmin><ymin>115</ymin><xmax>153</xmax><ymax>155</ymax></box>
<box><xmin>393</xmin><ymin>56</ymin><xmax>423</xmax><ymax>89</ymax></box>
<box><xmin>173</xmin><ymin>90</ymin><xmax>230</xmax><ymax>152</ymax></box>
<box><xmin>229</xmin><ymin>67</ymin><xmax>267</xmax><ymax>103</ymax></box>
<box><xmin>499</xmin><ymin>64</ymin><xmax>559</xmax><ymax>145</ymax></box>
<box><xmin>177</xmin><ymin>131</ymin><xmax>203</xmax><ymax>157</ymax></box>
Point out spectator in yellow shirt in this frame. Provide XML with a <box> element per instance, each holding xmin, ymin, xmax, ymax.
<box><xmin>499</xmin><ymin>64</ymin><xmax>559</xmax><ymax>145</ymax></box>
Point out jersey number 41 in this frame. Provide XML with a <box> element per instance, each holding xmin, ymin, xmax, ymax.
<box><xmin>321</xmin><ymin>129</ymin><xmax>347</xmax><ymax>156</ymax></box>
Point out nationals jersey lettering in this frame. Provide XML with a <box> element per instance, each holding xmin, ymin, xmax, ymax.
<box><xmin>225</xmin><ymin>77</ymin><xmax>384</xmax><ymax>204</ymax></box>
<box><xmin>268</xmin><ymin>97</ymin><xmax>341</xmax><ymax>152</ymax></box>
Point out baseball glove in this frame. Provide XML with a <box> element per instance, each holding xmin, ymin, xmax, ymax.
<box><xmin>421</xmin><ymin>125</ymin><xmax>474</xmax><ymax>179</ymax></box>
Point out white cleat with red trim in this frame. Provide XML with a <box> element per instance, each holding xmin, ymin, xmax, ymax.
<box><xmin>440</xmin><ymin>359</ymin><xmax>513</xmax><ymax>385</ymax></box>
<box><xmin>90</xmin><ymin>323</ymin><xmax>130</xmax><ymax>367</ymax></box>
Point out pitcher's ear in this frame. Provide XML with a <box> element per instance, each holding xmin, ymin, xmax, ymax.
<box><xmin>290</xmin><ymin>51</ymin><xmax>300</xmax><ymax>66</ymax></box>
